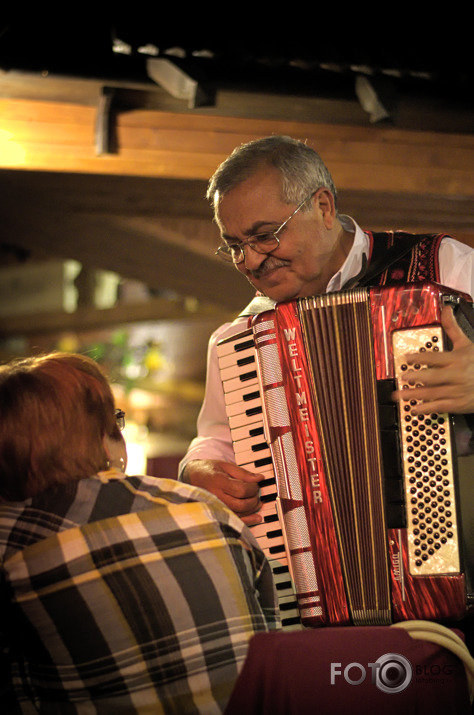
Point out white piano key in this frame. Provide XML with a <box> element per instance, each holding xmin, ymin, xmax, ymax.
<box><xmin>225</xmin><ymin>395</ymin><xmax>262</xmax><ymax>417</ymax></box>
<box><xmin>222</xmin><ymin>373</ymin><xmax>259</xmax><ymax>396</ymax></box>
<box><xmin>258</xmin><ymin>500</ymin><xmax>279</xmax><ymax>519</ymax></box>
<box><xmin>230</xmin><ymin>421</ymin><xmax>265</xmax><ymax>443</ymax></box>
<box><xmin>274</xmin><ymin>577</ymin><xmax>297</xmax><ymax>600</ymax></box>
<box><xmin>272</xmin><ymin>566</ymin><xmax>292</xmax><ymax>585</ymax></box>
<box><xmin>260</xmin><ymin>482</ymin><xmax>277</xmax><ymax>500</ymax></box>
<box><xmin>258</xmin><ymin>539</ymin><xmax>288</xmax><ymax>560</ymax></box>
<box><xmin>229</xmin><ymin>409</ymin><xmax>263</xmax><ymax>430</ymax></box>
<box><xmin>235</xmin><ymin>446</ymin><xmax>272</xmax><ymax>466</ymax></box>
<box><xmin>224</xmin><ymin>384</ymin><xmax>262</xmax><ymax>407</ymax></box>
<box><xmin>219</xmin><ymin>361</ymin><xmax>258</xmax><ymax>383</ymax></box>
<box><xmin>217</xmin><ymin>346</ymin><xmax>256</xmax><ymax>370</ymax></box>
<box><xmin>233</xmin><ymin>434</ymin><xmax>268</xmax><ymax>455</ymax></box>
<box><xmin>216</xmin><ymin>331</ymin><xmax>254</xmax><ymax>358</ymax></box>
<box><xmin>225</xmin><ymin>395</ymin><xmax>262</xmax><ymax>418</ymax></box>
<box><xmin>251</xmin><ymin>520</ymin><xmax>281</xmax><ymax>540</ymax></box>
<box><xmin>234</xmin><ymin>440</ymin><xmax>270</xmax><ymax>467</ymax></box>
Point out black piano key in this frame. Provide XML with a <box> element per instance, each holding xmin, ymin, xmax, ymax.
<box><xmin>243</xmin><ymin>390</ymin><xmax>261</xmax><ymax>402</ymax></box>
<box><xmin>251</xmin><ymin>442</ymin><xmax>269</xmax><ymax>453</ymax></box>
<box><xmin>246</xmin><ymin>406</ymin><xmax>262</xmax><ymax>417</ymax></box>
<box><xmin>281</xmin><ymin>614</ymin><xmax>303</xmax><ymax>627</ymax></box>
<box><xmin>268</xmin><ymin>528</ymin><xmax>283</xmax><ymax>540</ymax></box>
<box><xmin>240</xmin><ymin>370</ymin><xmax>258</xmax><ymax>383</ymax></box>
<box><xmin>261</xmin><ymin>489</ymin><xmax>277</xmax><ymax>503</ymax></box>
<box><xmin>273</xmin><ymin>564</ymin><xmax>290</xmax><ymax>575</ymax></box>
<box><xmin>279</xmin><ymin>600</ymin><xmax>299</xmax><ymax>614</ymax></box>
<box><xmin>269</xmin><ymin>543</ymin><xmax>286</xmax><ymax>555</ymax></box>
<box><xmin>280</xmin><ymin>603</ymin><xmax>298</xmax><ymax>613</ymax></box>
<box><xmin>249</xmin><ymin>426</ymin><xmax>265</xmax><ymax>437</ymax></box>
<box><xmin>233</xmin><ymin>338</ymin><xmax>255</xmax><ymax>352</ymax></box>
<box><xmin>276</xmin><ymin>579</ymin><xmax>293</xmax><ymax>591</ymax></box>
<box><xmin>237</xmin><ymin>355</ymin><xmax>256</xmax><ymax>367</ymax></box>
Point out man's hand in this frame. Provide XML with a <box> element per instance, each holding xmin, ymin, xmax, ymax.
<box><xmin>392</xmin><ymin>305</ymin><xmax>474</xmax><ymax>415</ymax></box>
<box><xmin>181</xmin><ymin>459</ymin><xmax>265</xmax><ymax>526</ymax></box>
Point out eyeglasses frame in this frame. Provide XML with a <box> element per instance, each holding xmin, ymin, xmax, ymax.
<box><xmin>115</xmin><ymin>409</ymin><xmax>126</xmax><ymax>431</ymax></box>
<box><xmin>215</xmin><ymin>190</ymin><xmax>317</xmax><ymax>264</ymax></box>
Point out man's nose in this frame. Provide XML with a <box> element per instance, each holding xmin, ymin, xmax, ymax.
<box><xmin>239</xmin><ymin>243</ymin><xmax>267</xmax><ymax>271</ymax></box>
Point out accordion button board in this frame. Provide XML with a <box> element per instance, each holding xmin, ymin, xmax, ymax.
<box><xmin>393</xmin><ymin>325</ymin><xmax>460</xmax><ymax>576</ymax></box>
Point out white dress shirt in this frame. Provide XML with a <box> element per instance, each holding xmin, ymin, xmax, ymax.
<box><xmin>179</xmin><ymin>219</ymin><xmax>474</xmax><ymax>473</ymax></box>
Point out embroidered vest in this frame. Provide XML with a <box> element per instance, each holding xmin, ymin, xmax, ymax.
<box><xmin>364</xmin><ymin>230</ymin><xmax>447</xmax><ymax>286</ymax></box>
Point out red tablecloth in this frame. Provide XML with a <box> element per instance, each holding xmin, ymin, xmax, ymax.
<box><xmin>225</xmin><ymin>626</ymin><xmax>471</xmax><ymax>715</ymax></box>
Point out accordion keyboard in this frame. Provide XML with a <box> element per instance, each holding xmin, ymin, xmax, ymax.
<box><xmin>217</xmin><ymin>329</ymin><xmax>301</xmax><ymax>629</ymax></box>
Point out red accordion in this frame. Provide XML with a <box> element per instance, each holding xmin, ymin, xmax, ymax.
<box><xmin>218</xmin><ymin>282</ymin><xmax>473</xmax><ymax>628</ymax></box>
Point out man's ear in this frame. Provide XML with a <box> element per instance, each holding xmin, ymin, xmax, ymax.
<box><xmin>314</xmin><ymin>188</ymin><xmax>337</xmax><ymax>229</ymax></box>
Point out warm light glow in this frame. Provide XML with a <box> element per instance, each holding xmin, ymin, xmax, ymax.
<box><xmin>0</xmin><ymin>129</ymin><xmax>26</xmax><ymax>166</ymax></box>
<box><xmin>128</xmin><ymin>387</ymin><xmax>166</xmax><ymax>410</ymax></box>
<box><xmin>125</xmin><ymin>440</ymin><xmax>148</xmax><ymax>475</ymax></box>
<box><xmin>123</xmin><ymin>421</ymin><xmax>149</xmax><ymax>475</ymax></box>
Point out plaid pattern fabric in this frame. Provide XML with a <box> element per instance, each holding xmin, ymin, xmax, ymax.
<box><xmin>0</xmin><ymin>472</ymin><xmax>279</xmax><ymax>714</ymax></box>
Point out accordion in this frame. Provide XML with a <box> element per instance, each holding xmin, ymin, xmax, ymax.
<box><xmin>217</xmin><ymin>282</ymin><xmax>474</xmax><ymax>629</ymax></box>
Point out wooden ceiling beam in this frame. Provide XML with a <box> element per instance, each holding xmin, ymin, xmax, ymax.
<box><xmin>2</xmin><ymin>99</ymin><xmax>474</xmax><ymax>203</ymax></box>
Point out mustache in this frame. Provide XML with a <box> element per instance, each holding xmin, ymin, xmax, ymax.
<box><xmin>248</xmin><ymin>256</ymin><xmax>290</xmax><ymax>279</ymax></box>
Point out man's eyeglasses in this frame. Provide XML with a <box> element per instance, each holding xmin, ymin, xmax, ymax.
<box><xmin>215</xmin><ymin>191</ymin><xmax>316</xmax><ymax>264</ymax></box>
<box><xmin>115</xmin><ymin>409</ymin><xmax>125</xmax><ymax>431</ymax></box>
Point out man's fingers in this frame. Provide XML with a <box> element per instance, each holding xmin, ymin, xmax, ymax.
<box><xmin>181</xmin><ymin>459</ymin><xmax>266</xmax><ymax>518</ymax></box>
<box><xmin>220</xmin><ymin>461</ymin><xmax>267</xmax><ymax>483</ymax></box>
<box><xmin>441</xmin><ymin>304</ymin><xmax>471</xmax><ymax>349</ymax></box>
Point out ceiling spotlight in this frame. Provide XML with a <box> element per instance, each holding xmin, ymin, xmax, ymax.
<box><xmin>112</xmin><ymin>38</ymin><xmax>132</xmax><ymax>56</ymax></box>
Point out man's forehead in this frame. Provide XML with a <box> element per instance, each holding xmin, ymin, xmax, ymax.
<box><xmin>216</xmin><ymin>175</ymin><xmax>289</xmax><ymax>238</ymax></box>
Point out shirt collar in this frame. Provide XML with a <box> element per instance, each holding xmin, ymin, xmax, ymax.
<box><xmin>326</xmin><ymin>215</ymin><xmax>370</xmax><ymax>292</ymax></box>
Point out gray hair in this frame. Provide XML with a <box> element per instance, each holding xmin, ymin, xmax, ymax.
<box><xmin>207</xmin><ymin>135</ymin><xmax>338</xmax><ymax>213</ymax></box>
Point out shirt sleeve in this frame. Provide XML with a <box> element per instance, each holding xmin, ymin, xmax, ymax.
<box><xmin>439</xmin><ymin>237</ymin><xmax>474</xmax><ymax>298</ymax></box>
<box><xmin>178</xmin><ymin>317</ymin><xmax>249</xmax><ymax>477</ymax></box>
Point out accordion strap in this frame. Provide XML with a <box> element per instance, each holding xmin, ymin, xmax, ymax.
<box><xmin>392</xmin><ymin>620</ymin><xmax>474</xmax><ymax>702</ymax></box>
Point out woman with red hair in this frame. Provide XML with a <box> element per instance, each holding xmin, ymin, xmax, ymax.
<box><xmin>0</xmin><ymin>352</ymin><xmax>278</xmax><ymax>714</ymax></box>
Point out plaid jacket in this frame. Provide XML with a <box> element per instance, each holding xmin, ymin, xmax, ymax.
<box><xmin>0</xmin><ymin>472</ymin><xmax>279</xmax><ymax>714</ymax></box>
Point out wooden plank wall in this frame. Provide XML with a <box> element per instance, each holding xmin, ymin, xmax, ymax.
<box><xmin>2</xmin><ymin>98</ymin><xmax>474</xmax><ymax>197</ymax></box>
